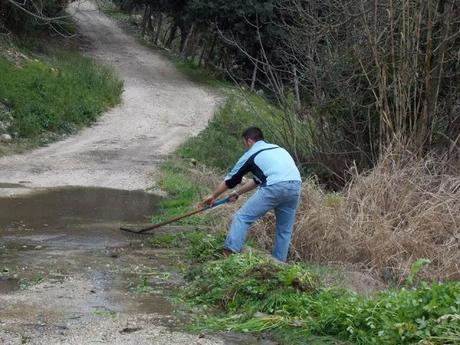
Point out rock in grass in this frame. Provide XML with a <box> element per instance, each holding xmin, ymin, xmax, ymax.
<box><xmin>0</xmin><ymin>133</ymin><xmax>12</xmax><ymax>142</ymax></box>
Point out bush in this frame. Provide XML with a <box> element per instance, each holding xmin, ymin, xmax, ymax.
<box><xmin>0</xmin><ymin>0</ymin><xmax>69</xmax><ymax>33</ymax></box>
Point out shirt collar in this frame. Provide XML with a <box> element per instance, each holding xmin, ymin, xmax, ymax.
<box><xmin>246</xmin><ymin>140</ymin><xmax>266</xmax><ymax>152</ymax></box>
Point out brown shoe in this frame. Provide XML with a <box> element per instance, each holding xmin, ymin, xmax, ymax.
<box><xmin>222</xmin><ymin>248</ymin><xmax>235</xmax><ymax>257</ymax></box>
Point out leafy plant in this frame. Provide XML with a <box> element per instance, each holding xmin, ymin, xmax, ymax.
<box><xmin>178</xmin><ymin>233</ymin><xmax>460</xmax><ymax>345</ymax></box>
<box><xmin>406</xmin><ymin>258</ymin><xmax>431</xmax><ymax>286</ymax></box>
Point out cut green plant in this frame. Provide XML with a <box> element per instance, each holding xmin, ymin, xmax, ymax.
<box><xmin>157</xmin><ymin>230</ymin><xmax>460</xmax><ymax>345</ymax></box>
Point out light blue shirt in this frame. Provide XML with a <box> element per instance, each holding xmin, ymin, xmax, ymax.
<box><xmin>224</xmin><ymin>140</ymin><xmax>301</xmax><ymax>188</ymax></box>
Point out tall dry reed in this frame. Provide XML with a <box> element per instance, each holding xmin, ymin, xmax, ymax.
<box><xmin>251</xmin><ymin>153</ymin><xmax>459</xmax><ymax>282</ymax></box>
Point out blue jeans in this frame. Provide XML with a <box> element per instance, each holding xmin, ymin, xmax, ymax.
<box><xmin>224</xmin><ymin>181</ymin><xmax>301</xmax><ymax>262</ymax></box>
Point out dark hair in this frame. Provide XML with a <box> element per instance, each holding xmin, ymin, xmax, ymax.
<box><xmin>242</xmin><ymin>126</ymin><xmax>264</xmax><ymax>141</ymax></box>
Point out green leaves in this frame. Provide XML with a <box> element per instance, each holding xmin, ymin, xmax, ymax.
<box><xmin>179</xmin><ymin>240</ymin><xmax>460</xmax><ymax>345</ymax></box>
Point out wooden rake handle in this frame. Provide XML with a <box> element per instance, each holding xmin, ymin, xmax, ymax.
<box><xmin>120</xmin><ymin>196</ymin><xmax>230</xmax><ymax>234</ymax></box>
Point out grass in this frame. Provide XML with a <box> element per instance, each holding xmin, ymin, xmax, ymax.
<box><xmin>150</xmin><ymin>160</ymin><xmax>212</xmax><ymax>225</ymax></box>
<box><xmin>178</xmin><ymin>91</ymin><xmax>284</xmax><ymax>170</ymax></box>
<box><xmin>148</xmin><ymin>230</ymin><xmax>460</xmax><ymax>345</ymax></box>
<box><xmin>0</xmin><ymin>40</ymin><xmax>122</xmax><ymax>142</ymax></box>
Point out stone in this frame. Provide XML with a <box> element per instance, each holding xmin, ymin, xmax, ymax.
<box><xmin>0</xmin><ymin>133</ymin><xmax>12</xmax><ymax>142</ymax></box>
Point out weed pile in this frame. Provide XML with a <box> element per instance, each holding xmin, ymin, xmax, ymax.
<box><xmin>180</xmin><ymin>244</ymin><xmax>459</xmax><ymax>345</ymax></box>
<box><xmin>252</xmin><ymin>153</ymin><xmax>460</xmax><ymax>282</ymax></box>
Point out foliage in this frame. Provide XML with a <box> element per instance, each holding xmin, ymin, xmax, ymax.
<box><xmin>148</xmin><ymin>230</ymin><xmax>226</xmax><ymax>262</ymax></box>
<box><xmin>180</xmin><ymin>237</ymin><xmax>460</xmax><ymax>345</ymax></box>
<box><xmin>151</xmin><ymin>160</ymin><xmax>211</xmax><ymax>225</ymax></box>
<box><xmin>0</xmin><ymin>46</ymin><xmax>123</xmax><ymax>139</ymax></box>
<box><xmin>129</xmin><ymin>275</ymin><xmax>159</xmax><ymax>294</ymax></box>
<box><xmin>112</xmin><ymin>0</ymin><xmax>459</xmax><ymax>188</ymax></box>
<box><xmin>178</xmin><ymin>91</ymin><xmax>283</xmax><ymax>170</ymax></box>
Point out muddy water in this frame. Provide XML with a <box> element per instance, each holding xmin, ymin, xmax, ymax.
<box><xmin>0</xmin><ymin>187</ymin><xmax>178</xmax><ymax>332</ymax></box>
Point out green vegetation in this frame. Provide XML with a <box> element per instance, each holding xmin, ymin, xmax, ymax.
<box><xmin>92</xmin><ymin>306</ymin><xmax>118</xmax><ymax>319</ymax></box>
<box><xmin>149</xmin><ymin>230</ymin><xmax>226</xmax><ymax>263</ymax></box>
<box><xmin>130</xmin><ymin>275</ymin><xmax>160</xmax><ymax>294</ymax></box>
<box><xmin>0</xmin><ymin>0</ymin><xmax>71</xmax><ymax>33</ymax></box>
<box><xmin>151</xmin><ymin>160</ymin><xmax>211</xmax><ymax>225</ymax></box>
<box><xmin>178</xmin><ymin>92</ymin><xmax>283</xmax><ymax>170</ymax></box>
<box><xmin>0</xmin><ymin>46</ymin><xmax>122</xmax><ymax>140</ymax></box>
<box><xmin>149</xmin><ymin>230</ymin><xmax>460</xmax><ymax>345</ymax></box>
<box><xmin>172</xmin><ymin>59</ymin><xmax>225</xmax><ymax>88</ymax></box>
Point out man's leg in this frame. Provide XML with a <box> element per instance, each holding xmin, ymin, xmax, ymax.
<box><xmin>224</xmin><ymin>188</ymin><xmax>275</xmax><ymax>253</ymax></box>
<box><xmin>272</xmin><ymin>183</ymin><xmax>301</xmax><ymax>262</ymax></box>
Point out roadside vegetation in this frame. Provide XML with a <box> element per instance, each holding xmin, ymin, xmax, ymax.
<box><xmin>0</xmin><ymin>37</ymin><xmax>122</xmax><ymax>155</ymax></box>
<box><xmin>148</xmin><ymin>159</ymin><xmax>459</xmax><ymax>344</ymax></box>
<box><xmin>0</xmin><ymin>0</ymin><xmax>123</xmax><ymax>155</ymax></box>
<box><xmin>146</xmin><ymin>224</ymin><xmax>460</xmax><ymax>345</ymax></box>
<box><xmin>129</xmin><ymin>0</ymin><xmax>459</xmax><ymax>339</ymax></box>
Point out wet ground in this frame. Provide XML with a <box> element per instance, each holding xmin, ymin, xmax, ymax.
<box><xmin>0</xmin><ymin>187</ymin><xmax>273</xmax><ymax>345</ymax></box>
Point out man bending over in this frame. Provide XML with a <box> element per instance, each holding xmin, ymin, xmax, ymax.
<box><xmin>202</xmin><ymin>126</ymin><xmax>301</xmax><ymax>262</ymax></box>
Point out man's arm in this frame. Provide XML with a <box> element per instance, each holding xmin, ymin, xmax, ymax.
<box><xmin>202</xmin><ymin>179</ymin><xmax>257</xmax><ymax>206</ymax></box>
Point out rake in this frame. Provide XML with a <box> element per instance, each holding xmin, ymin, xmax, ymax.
<box><xmin>120</xmin><ymin>196</ymin><xmax>230</xmax><ymax>235</ymax></box>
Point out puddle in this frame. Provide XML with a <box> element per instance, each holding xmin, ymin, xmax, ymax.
<box><xmin>0</xmin><ymin>186</ymin><xmax>159</xmax><ymax>230</ymax></box>
<box><xmin>0</xmin><ymin>186</ymin><xmax>160</xmax><ymax>249</ymax></box>
<box><xmin>0</xmin><ymin>277</ymin><xmax>20</xmax><ymax>293</ymax></box>
<box><xmin>0</xmin><ymin>183</ymin><xmax>26</xmax><ymax>188</ymax></box>
<box><xmin>0</xmin><ymin>187</ymin><xmax>175</xmax><ymax>323</ymax></box>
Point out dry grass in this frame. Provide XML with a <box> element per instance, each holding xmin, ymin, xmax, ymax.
<box><xmin>251</xmin><ymin>152</ymin><xmax>460</xmax><ymax>282</ymax></box>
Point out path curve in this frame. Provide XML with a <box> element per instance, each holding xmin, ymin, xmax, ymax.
<box><xmin>0</xmin><ymin>0</ymin><xmax>217</xmax><ymax>196</ymax></box>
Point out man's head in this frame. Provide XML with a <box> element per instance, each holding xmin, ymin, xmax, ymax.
<box><xmin>241</xmin><ymin>126</ymin><xmax>264</xmax><ymax>149</ymax></box>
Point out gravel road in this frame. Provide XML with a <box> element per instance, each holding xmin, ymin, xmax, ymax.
<box><xmin>0</xmin><ymin>0</ymin><xmax>218</xmax><ymax>197</ymax></box>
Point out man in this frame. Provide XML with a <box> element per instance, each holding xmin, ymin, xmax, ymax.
<box><xmin>202</xmin><ymin>126</ymin><xmax>301</xmax><ymax>262</ymax></box>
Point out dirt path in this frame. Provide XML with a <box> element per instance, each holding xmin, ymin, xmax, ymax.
<box><xmin>0</xmin><ymin>0</ymin><xmax>218</xmax><ymax>197</ymax></box>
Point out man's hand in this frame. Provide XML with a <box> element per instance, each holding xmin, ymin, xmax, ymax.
<box><xmin>201</xmin><ymin>195</ymin><xmax>216</xmax><ymax>207</ymax></box>
<box><xmin>228</xmin><ymin>191</ymin><xmax>239</xmax><ymax>203</ymax></box>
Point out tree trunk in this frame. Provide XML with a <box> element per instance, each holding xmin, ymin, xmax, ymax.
<box><xmin>198</xmin><ymin>39</ymin><xmax>207</xmax><ymax>66</ymax></box>
<box><xmin>140</xmin><ymin>5</ymin><xmax>149</xmax><ymax>38</ymax></box>
<box><xmin>147</xmin><ymin>7</ymin><xmax>154</xmax><ymax>34</ymax></box>
<box><xmin>293</xmin><ymin>65</ymin><xmax>300</xmax><ymax>110</ymax></box>
<box><xmin>154</xmin><ymin>13</ymin><xmax>163</xmax><ymax>45</ymax></box>
<box><xmin>166</xmin><ymin>21</ymin><xmax>178</xmax><ymax>47</ymax></box>
<box><xmin>205</xmin><ymin>32</ymin><xmax>217</xmax><ymax>65</ymax></box>
<box><xmin>181</xmin><ymin>23</ymin><xmax>195</xmax><ymax>57</ymax></box>
<box><xmin>250</xmin><ymin>59</ymin><xmax>258</xmax><ymax>91</ymax></box>
<box><xmin>162</xmin><ymin>22</ymin><xmax>171</xmax><ymax>45</ymax></box>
